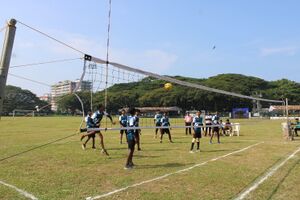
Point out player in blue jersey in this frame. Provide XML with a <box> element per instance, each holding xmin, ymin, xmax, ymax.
<box><xmin>81</xmin><ymin>110</ymin><xmax>96</xmax><ymax>150</ymax></box>
<box><xmin>124</xmin><ymin>107</ymin><xmax>137</xmax><ymax>169</ymax></box>
<box><xmin>91</xmin><ymin>104</ymin><xmax>115</xmax><ymax>155</ymax></box>
<box><xmin>210</xmin><ymin>112</ymin><xmax>221</xmax><ymax>144</ymax></box>
<box><xmin>154</xmin><ymin>111</ymin><xmax>163</xmax><ymax>138</ymax></box>
<box><xmin>160</xmin><ymin>112</ymin><xmax>173</xmax><ymax>143</ymax></box>
<box><xmin>190</xmin><ymin>110</ymin><xmax>203</xmax><ymax>153</ymax></box>
<box><xmin>119</xmin><ymin>109</ymin><xmax>127</xmax><ymax>144</ymax></box>
<box><xmin>134</xmin><ymin>109</ymin><xmax>142</xmax><ymax>151</ymax></box>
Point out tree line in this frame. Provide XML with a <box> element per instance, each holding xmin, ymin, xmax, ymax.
<box><xmin>3</xmin><ymin>74</ymin><xmax>300</xmax><ymax>115</ymax></box>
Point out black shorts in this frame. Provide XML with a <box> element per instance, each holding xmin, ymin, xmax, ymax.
<box><xmin>134</xmin><ymin>129</ymin><xmax>141</xmax><ymax>137</ymax></box>
<box><xmin>156</xmin><ymin>122</ymin><xmax>162</xmax><ymax>127</ymax></box>
<box><xmin>213</xmin><ymin>126</ymin><xmax>220</xmax><ymax>132</ymax></box>
<box><xmin>194</xmin><ymin>128</ymin><xmax>202</xmax><ymax>138</ymax></box>
<box><xmin>88</xmin><ymin>132</ymin><xmax>96</xmax><ymax>138</ymax></box>
<box><xmin>185</xmin><ymin>122</ymin><xmax>192</xmax><ymax>126</ymax></box>
<box><xmin>120</xmin><ymin>129</ymin><xmax>127</xmax><ymax>134</ymax></box>
<box><xmin>161</xmin><ymin>128</ymin><xmax>170</xmax><ymax>134</ymax></box>
<box><xmin>127</xmin><ymin>139</ymin><xmax>136</xmax><ymax>150</ymax></box>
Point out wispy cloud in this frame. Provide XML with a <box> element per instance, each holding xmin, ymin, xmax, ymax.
<box><xmin>260</xmin><ymin>46</ymin><xmax>297</xmax><ymax>56</ymax></box>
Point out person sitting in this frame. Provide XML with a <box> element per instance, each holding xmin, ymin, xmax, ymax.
<box><xmin>223</xmin><ymin>119</ymin><xmax>232</xmax><ymax>135</ymax></box>
<box><xmin>292</xmin><ymin>118</ymin><xmax>300</xmax><ymax>137</ymax></box>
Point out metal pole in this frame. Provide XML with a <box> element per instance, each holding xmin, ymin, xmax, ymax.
<box><xmin>0</xmin><ymin>19</ymin><xmax>17</xmax><ymax>119</ymax></box>
<box><xmin>285</xmin><ymin>98</ymin><xmax>293</xmax><ymax>140</ymax></box>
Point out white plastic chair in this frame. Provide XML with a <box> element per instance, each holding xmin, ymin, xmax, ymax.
<box><xmin>230</xmin><ymin>123</ymin><xmax>240</xmax><ymax>136</ymax></box>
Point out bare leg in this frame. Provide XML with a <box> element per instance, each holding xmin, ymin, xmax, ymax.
<box><xmin>92</xmin><ymin>137</ymin><xmax>95</xmax><ymax>148</ymax></box>
<box><xmin>210</xmin><ymin>131</ymin><xmax>214</xmax><ymax>143</ymax></box>
<box><xmin>120</xmin><ymin>132</ymin><xmax>123</xmax><ymax>144</ymax></box>
<box><xmin>98</xmin><ymin>132</ymin><xmax>109</xmax><ymax>156</ymax></box>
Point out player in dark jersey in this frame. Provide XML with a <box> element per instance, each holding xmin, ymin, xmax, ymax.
<box><xmin>81</xmin><ymin>104</ymin><xmax>115</xmax><ymax>156</ymax></box>
<box><xmin>210</xmin><ymin>112</ymin><xmax>221</xmax><ymax>144</ymax></box>
<box><xmin>160</xmin><ymin>112</ymin><xmax>173</xmax><ymax>143</ymax></box>
<box><xmin>154</xmin><ymin>111</ymin><xmax>163</xmax><ymax>138</ymax></box>
<box><xmin>81</xmin><ymin>110</ymin><xmax>96</xmax><ymax>150</ymax></box>
<box><xmin>124</xmin><ymin>107</ymin><xmax>137</xmax><ymax>169</ymax></box>
<box><xmin>119</xmin><ymin>109</ymin><xmax>127</xmax><ymax>144</ymax></box>
<box><xmin>190</xmin><ymin>110</ymin><xmax>203</xmax><ymax>153</ymax></box>
<box><xmin>134</xmin><ymin>109</ymin><xmax>142</xmax><ymax>151</ymax></box>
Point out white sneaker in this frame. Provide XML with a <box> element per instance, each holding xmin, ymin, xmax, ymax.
<box><xmin>189</xmin><ymin>150</ymin><xmax>194</xmax><ymax>153</ymax></box>
<box><xmin>81</xmin><ymin>144</ymin><xmax>86</xmax><ymax>150</ymax></box>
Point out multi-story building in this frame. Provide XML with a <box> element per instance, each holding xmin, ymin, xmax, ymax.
<box><xmin>39</xmin><ymin>93</ymin><xmax>52</xmax><ymax>103</ymax></box>
<box><xmin>51</xmin><ymin>80</ymin><xmax>92</xmax><ymax>111</ymax></box>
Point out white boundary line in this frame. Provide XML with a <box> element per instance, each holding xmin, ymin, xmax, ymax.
<box><xmin>234</xmin><ymin>145</ymin><xmax>300</xmax><ymax>200</ymax></box>
<box><xmin>0</xmin><ymin>180</ymin><xmax>38</xmax><ymax>200</ymax></box>
<box><xmin>85</xmin><ymin>142</ymin><xmax>263</xmax><ymax>200</ymax></box>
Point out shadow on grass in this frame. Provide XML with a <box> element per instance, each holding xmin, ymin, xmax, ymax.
<box><xmin>202</xmin><ymin>149</ymin><xmax>233</xmax><ymax>153</ymax></box>
<box><xmin>137</xmin><ymin>162</ymin><xmax>193</xmax><ymax>169</ymax></box>
<box><xmin>266</xmin><ymin>159</ymin><xmax>300</xmax><ymax>200</ymax></box>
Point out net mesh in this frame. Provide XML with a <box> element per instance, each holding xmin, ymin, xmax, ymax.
<box><xmin>2</xmin><ymin>19</ymin><xmax>285</xmax><ymax>132</ymax></box>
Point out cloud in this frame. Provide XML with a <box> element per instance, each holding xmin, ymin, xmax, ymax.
<box><xmin>260</xmin><ymin>46</ymin><xmax>297</xmax><ymax>56</ymax></box>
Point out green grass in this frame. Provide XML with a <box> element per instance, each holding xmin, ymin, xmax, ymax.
<box><xmin>0</xmin><ymin>117</ymin><xmax>299</xmax><ymax>200</ymax></box>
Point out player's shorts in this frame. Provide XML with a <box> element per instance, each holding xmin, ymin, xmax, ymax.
<box><xmin>213</xmin><ymin>126</ymin><xmax>220</xmax><ymax>133</ymax></box>
<box><xmin>156</xmin><ymin>122</ymin><xmax>162</xmax><ymax>127</ymax></box>
<box><xmin>134</xmin><ymin>129</ymin><xmax>141</xmax><ymax>138</ymax></box>
<box><xmin>193</xmin><ymin>128</ymin><xmax>202</xmax><ymax>138</ymax></box>
<box><xmin>161</xmin><ymin>128</ymin><xmax>170</xmax><ymax>134</ymax></box>
<box><xmin>127</xmin><ymin>131</ymin><xmax>135</xmax><ymax>149</ymax></box>
<box><xmin>87</xmin><ymin>132</ymin><xmax>96</xmax><ymax>138</ymax></box>
<box><xmin>127</xmin><ymin>138</ymin><xmax>135</xmax><ymax>150</ymax></box>
<box><xmin>120</xmin><ymin>129</ymin><xmax>127</xmax><ymax>134</ymax></box>
<box><xmin>94</xmin><ymin>125</ymin><xmax>101</xmax><ymax>133</ymax></box>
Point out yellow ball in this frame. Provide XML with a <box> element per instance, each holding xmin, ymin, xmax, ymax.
<box><xmin>164</xmin><ymin>83</ymin><xmax>173</xmax><ymax>90</ymax></box>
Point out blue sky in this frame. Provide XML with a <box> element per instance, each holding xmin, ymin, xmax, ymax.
<box><xmin>1</xmin><ymin>0</ymin><xmax>300</xmax><ymax>95</ymax></box>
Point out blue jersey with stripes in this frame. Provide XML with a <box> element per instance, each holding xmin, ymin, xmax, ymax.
<box><xmin>127</xmin><ymin>115</ymin><xmax>137</xmax><ymax>140</ymax></box>
<box><xmin>92</xmin><ymin>110</ymin><xmax>108</xmax><ymax>125</ymax></box>
<box><xmin>85</xmin><ymin>115</ymin><xmax>95</xmax><ymax>128</ymax></box>
<box><xmin>154</xmin><ymin>114</ymin><xmax>163</xmax><ymax>123</ymax></box>
<box><xmin>193</xmin><ymin>116</ymin><xmax>203</xmax><ymax>130</ymax></box>
<box><xmin>119</xmin><ymin>114</ymin><xmax>127</xmax><ymax>127</ymax></box>
<box><xmin>212</xmin><ymin>115</ymin><xmax>220</xmax><ymax>125</ymax></box>
<box><xmin>161</xmin><ymin>116</ymin><xmax>170</xmax><ymax>127</ymax></box>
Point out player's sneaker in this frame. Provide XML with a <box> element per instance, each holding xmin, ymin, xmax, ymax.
<box><xmin>92</xmin><ymin>146</ymin><xmax>96</xmax><ymax>150</ymax></box>
<box><xmin>189</xmin><ymin>150</ymin><xmax>194</xmax><ymax>153</ymax></box>
<box><xmin>209</xmin><ymin>141</ymin><xmax>212</xmax><ymax>144</ymax></box>
<box><xmin>124</xmin><ymin>165</ymin><xmax>133</xmax><ymax>170</ymax></box>
<box><xmin>160</xmin><ymin>140</ymin><xmax>162</xmax><ymax>143</ymax></box>
<box><xmin>196</xmin><ymin>149</ymin><xmax>200</xmax><ymax>152</ymax></box>
<box><xmin>81</xmin><ymin>144</ymin><xmax>86</xmax><ymax>150</ymax></box>
<box><xmin>101</xmin><ymin>149</ymin><xmax>109</xmax><ymax>156</ymax></box>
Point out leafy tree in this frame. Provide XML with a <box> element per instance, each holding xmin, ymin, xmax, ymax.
<box><xmin>3</xmin><ymin>85</ymin><xmax>49</xmax><ymax>115</ymax></box>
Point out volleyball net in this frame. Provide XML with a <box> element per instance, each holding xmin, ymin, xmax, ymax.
<box><xmin>2</xmin><ymin>19</ymin><xmax>285</xmax><ymax>132</ymax></box>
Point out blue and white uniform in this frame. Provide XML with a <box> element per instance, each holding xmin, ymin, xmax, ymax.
<box><xmin>85</xmin><ymin>115</ymin><xmax>96</xmax><ymax>137</ymax></box>
<box><xmin>127</xmin><ymin>115</ymin><xmax>137</xmax><ymax>141</ymax></box>
<box><xmin>92</xmin><ymin>110</ymin><xmax>109</xmax><ymax>127</ymax></box>
<box><xmin>85</xmin><ymin>115</ymin><xmax>95</xmax><ymax>128</ymax></box>
<box><xmin>212</xmin><ymin>114</ymin><xmax>220</xmax><ymax>131</ymax></box>
<box><xmin>160</xmin><ymin>116</ymin><xmax>171</xmax><ymax>134</ymax></box>
<box><xmin>119</xmin><ymin>114</ymin><xmax>128</xmax><ymax>127</ymax></box>
<box><xmin>154</xmin><ymin>113</ymin><xmax>163</xmax><ymax>126</ymax></box>
<box><xmin>193</xmin><ymin>116</ymin><xmax>203</xmax><ymax>137</ymax></box>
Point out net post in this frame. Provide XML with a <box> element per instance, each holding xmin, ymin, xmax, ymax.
<box><xmin>0</xmin><ymin>19</ymin><xmax>17</xmax><ymax>120</ymax></box>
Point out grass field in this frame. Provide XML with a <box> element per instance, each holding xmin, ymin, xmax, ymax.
<box><xmin>0</xmin><ymin>117</ymin><xmax>300</xmax><ymax>200</ymax></box>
